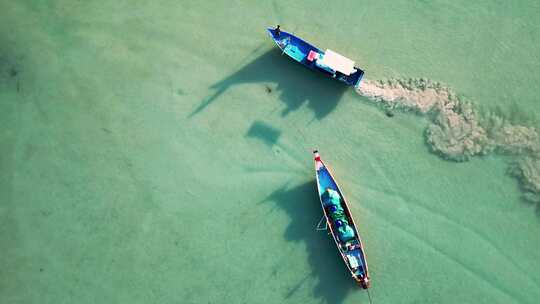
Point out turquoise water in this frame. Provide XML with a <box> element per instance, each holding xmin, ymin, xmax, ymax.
<box><xmin>1</xmin><ymin>1</ymin><xmax>540</xmax><ymax>303</ymax></box>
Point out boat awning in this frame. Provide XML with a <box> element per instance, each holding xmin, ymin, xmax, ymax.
<box><xmin>318</xmin><ymin>49</ymin><xmax>356</xmax><ymax>75</ymax></box>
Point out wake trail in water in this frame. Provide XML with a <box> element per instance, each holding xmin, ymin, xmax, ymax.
<box><xmin>356</xmin><ymin>78</ymin><xmax>540</xmax><ymax>203</ymax></box>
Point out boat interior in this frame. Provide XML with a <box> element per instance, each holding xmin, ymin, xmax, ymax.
<box><xmin>323</xmin><ymin>204</ymin><xmax>366</xmax><ymax>277</ymax></box>
<box><xmin>317</xmin><ymin>165</ymin><xmax>367</xmax><ymax>278</ymax></box>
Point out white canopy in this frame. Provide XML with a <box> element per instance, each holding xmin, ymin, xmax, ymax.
<box><xmin>318</xmin><ymin>49</ymin><xmax>356</xmax><ymax>75</ymax></box>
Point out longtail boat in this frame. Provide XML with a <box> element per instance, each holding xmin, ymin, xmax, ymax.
<box><xmin>313</xmin><ymin>150</ymin><xmax>370</xmax><ymax>289</ymax></box>
<box><xmin>267</xmin><ymin>25</ymin><xmax>365</xmax><ymax>88</ymax></box>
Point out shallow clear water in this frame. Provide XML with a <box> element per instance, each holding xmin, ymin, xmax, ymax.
<box><xmin>1</xmin><ymin>1</ymin><xmax>539</xmax><ymax>303</ymax></box>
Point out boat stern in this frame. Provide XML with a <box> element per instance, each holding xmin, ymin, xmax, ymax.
<box><xmin>353</xmin><ymin>274</ymin><xmax>370</xmax><ymax>289</ymax></box>
<box><xmin>360</xmin><ymin>276</ymin><xmax>370</xmax><ymax>289</ymax></box>
<box><xmin>353</xmin><ymin>68</ymin><xmax>365</xmax><ymax>89</ymax></box>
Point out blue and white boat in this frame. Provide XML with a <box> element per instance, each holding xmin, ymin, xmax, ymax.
<box><xmin>267</xmin><ymin>26</ymin><xmax>365</xmax><ymax>88</ymax></box>
<box><xmin>313</xmin><ymin>150</ymin><xmax>371</xmax><ymax>289</ymax></box>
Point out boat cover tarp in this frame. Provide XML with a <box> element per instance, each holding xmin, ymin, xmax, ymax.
<box><xmin>328</xmin><ymin>204</ymin><xmax>345</xmax><ymax>220</ymax></box>
<box><xmin>322</xmin><ymin>188</ymin><xmax>341</xmax><ymax>207</ymax></box>
<box><xmin>338</xmin><ymin>224</ymin><xmax>355</xmax><ymax>241</ymax></box>
<box><xmin>318</xmin><ymin>49</ymin><xmax>356</xmax><ymax>75</ymax></box>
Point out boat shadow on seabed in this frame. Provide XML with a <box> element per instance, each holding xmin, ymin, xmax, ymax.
<box><xmin>189</xmin><ymin>48</ymin><xmax>348</xmax><ymax>120</ymax></box>
<box><xmin>264</xmin><ymin>181</ymin><xmax>361</xmax><ymax>304</ymax></box>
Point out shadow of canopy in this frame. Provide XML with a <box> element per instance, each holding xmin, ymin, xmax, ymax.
<box><xmin>245</xmin><ymin>120</ymin><xmax>282</xmax><ymax>147</ymax></box>
<box><xmin>189</xmin><ymin>49</ymin><xmax>348</xmax><ymax>120</ymax></box>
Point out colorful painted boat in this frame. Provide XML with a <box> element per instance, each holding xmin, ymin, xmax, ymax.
<box><xmin>313</xmin><ymin>150</ymin><xmax>370</xmax><ymax>289</ymax></box>
<box><xmin>267</xmin><ymin>26</ymin><xmax>365</xmax><ymax>88</ymax></box>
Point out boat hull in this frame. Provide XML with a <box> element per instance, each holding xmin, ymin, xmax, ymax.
<box><xmin>267</xmin><ymin>27</ymin><xmax>364</xmax><ymax>88</ymax></box>
<box><xmin>313</xmin><ymin>150</ymin><xmax>370</xmax><ymax>289</ymax></box>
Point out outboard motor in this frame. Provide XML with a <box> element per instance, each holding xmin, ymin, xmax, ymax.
<box><xmin>360</xmin><ymin>276</ymin><xmax>370</xmax><ymax>289</ymax></box>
